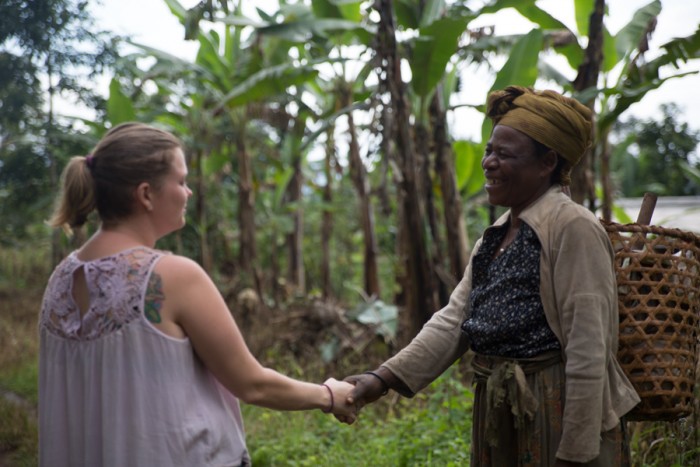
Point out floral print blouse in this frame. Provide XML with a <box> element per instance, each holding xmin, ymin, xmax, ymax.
<box><xmin>461</xmin><ymin>221</ymin><xmax>560</xmax><ymax>358</ymax></box>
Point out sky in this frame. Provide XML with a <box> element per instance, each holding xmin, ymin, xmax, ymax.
<box><xmin>88</xmin><ymin>0</ymin><xmax>700</xmax><ymax>141</ymax></box>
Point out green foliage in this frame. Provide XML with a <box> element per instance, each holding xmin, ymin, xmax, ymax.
<box><xmin>596</xmin><ymin>4</ymin><xmax>699</xmax><ymax>132</ymax></box>
<box><xmin>453</xmin><ymin>140</ymin><xmax>486</xmax><ymax>197</ymax></box>
<box><xmin>107</xmin><ymin>78</ymin><xmax>136</xmax><ymax>124</ymax></box>
<box><xmin>244</xmin><ymin>364</ymin><xmax>474</xmax><ymax>466</ymax></box>
<box><xmin>628</xmin><ymin>419</ymin><xmax>700</xmax><ymax>466</ymax></box>
<box><xmin>0</xmin><ymin>0</ymin><xmax>119</xmax><ymax>242</ymax></box>
<box><xmin>611</xmin><ymin>104</ymin><xmax>700</xmax><ymax>197</ymax></box>
<box><xmin>0</xmin><ymin>362</ymin><xmax>38</xmax><ymax>406</ymax></box>
<box><xmin>481</xmin><ymin>28</ymin><xmax>543</xmax><ymax>142</ymax></box>
<box><xmin>614</xmin><ymin>1</ymin><xmax>661</xmax><ymax>62</ymax></box>
<box><xmin>0</xmin><ymin>399</ymin><xmax>37</xmax><ymax>467</ymax></box>
<box><xmin>410</xmin><ymin>17</ymin><xmax>471</xmax><ymax>99</ymax></box>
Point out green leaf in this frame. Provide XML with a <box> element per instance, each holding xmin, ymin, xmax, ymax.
<box><xmin>410</xmin><ymin>17</ymin><xmax>469</xmax><ymax>97</ymax></box>
<box><xmin>480</xmin><ymin>0</ymin><xmax>527</xmax><ymax>14</ymax></box>
<box><xmin>107</xmin><ymin>78</ymin><xmax>136</xmax><ymax>125</ymax></box>
<box><xmin>612</xmin><ymin>203</ymin><xmax>633</xmax><ymax>224</ymax></box>
<box><xmin>130</xmin><ymin>42</ymin><xmax>210</xmax><ymax>76</ymax></box>
<box><xmin>554</xmin><ymin>41</ymin><xmax>585</xmax><ymax>71</ymax></box>
<box><xmin>680</xmin><ymin>161</ymin><xmax>700</xmax><ymax>185</ymax></box>
<box><xmin>336</xmin><ymin>0</ymin><xmax>363</xmax><ymax>22</ymax></box>
<box><xmin>216</xmin><ymin>62</ymin><xmax>320</xmax><ymax>110</ymax></box>
<box><xmin>312</xmin><ymin>0</ymin><xmax>363</xmax><ymax>22</ymax></box>
<box><xmin>256</xmin><ymin>17</ymin><xmax>375</xmax><ymax>42</ymax></box>
<box><xmin>419</xmin><ymin>0</ymin><xmax>446</xmax><ymax>28</ymax></box>
<box><xmin>395</xmin><ymin>0</ymin><xmax>420</xmax><ymax>29</ymax></box>
<box><xmin>538</xmin><ymin>60</ymin><xmax>571</xmax><ymax>87</ymax></box>
<box><xmin>614</xmin><ymin>0</ymin><xmax>661</xmax><ymax>61</ymax></box>
<box><xmin>349</xmin><ymin>299</ymin><xmax>398</xmax><ymax>341</ymax></box>
<box><xmin>573</xmin><ymin>0</ymin><xmax>595</xmax><ymax>36</ymax></box>
<box><xmin>636</xmin><ymin>26</ymin><xmax>700</xmax><ymax>79</ymax></box>
<box><xmin>489</xmin><ymin>29</ymin><xmax>543</xmax><ymax>92</ymax></box>
<box><xmin>312</xmin><ymin>0</ymin><xmax>343</xmax><ymax>18</ymax></box>
<box><xmin>602</xmin><ymin>26</ymin><xmax>619</xmax><ymax>72</ymax></box>
<box><xmin>598</xmin><ymin>72</ymin><xmax>697</xmax><ymax>130</ymax></box>
<box><xmin>481</xmin><ymin>28</ymin><xmax>543</xmax><ymax>142</ymax></box>
<box><xmin>217</xmin><ymin>15</ymin><xmax>267</xmax><ymax>29</ymax></box>
<box><xmin>203</xmin><ymin>150</ymin><xmax>229</xmax><ymax>176</ymax></box>
<box><xmin>453</xmin><ymin>140</ymin><xmax>485</xmax><ymax>196</ymax></box>
<box><xmin>514</xmin><ymin>3</ymin><xmax>570</xmax><ymax>31</ymax></box>
<box><xmin>162</xmin><ymin>0</ymin><xmax>188</xmax><ymax>22</ymax></box>
<box><xmin>196</xmin><ymin>30</ymin><xmax>232</xmax><ymax>89</ymax></box>
<box><xmin>441</xmin><ymin>64</ymin><xmax>459</xmax><ymax>111</ymax></box>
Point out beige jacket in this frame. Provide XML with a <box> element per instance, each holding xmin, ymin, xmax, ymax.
<box><xmin>383</xmin><ymin>185</ymin><xmax>640</xmax><ymax>463</ymax></box>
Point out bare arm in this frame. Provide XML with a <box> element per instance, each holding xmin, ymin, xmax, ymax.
<box><xmin>155</xmin><ymin>255</ymin><xmax>355</xmax><ymax>419</ymax></box>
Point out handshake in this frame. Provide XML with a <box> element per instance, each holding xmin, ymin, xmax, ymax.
<box><xmin>321</xmin><ymin>370</ymin><xmax>393</xmax><ymax>424</ymax></box>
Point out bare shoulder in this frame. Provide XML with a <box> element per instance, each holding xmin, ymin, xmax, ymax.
<box><xmin>154</xmin><ymin>254</ymin><xmax>207</xmax><ymax>281</ymax></box>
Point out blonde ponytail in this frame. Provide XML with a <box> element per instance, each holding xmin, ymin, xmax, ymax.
<box><xmin>48</xmin><ymin>155</ymin><xmax>97</xmax><ymax>234</ymax></box>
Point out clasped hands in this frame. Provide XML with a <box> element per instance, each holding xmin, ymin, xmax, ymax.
<box><xmin>323</xmin><ymin>372</ymin><xmax>389</xmax><ymax>425</ymax></box>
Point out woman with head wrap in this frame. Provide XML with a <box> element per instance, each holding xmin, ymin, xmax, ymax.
<box><xmin>340</xmin><ymin>87</ymin><xmax>640</xmax><ymax>466</ymax></box>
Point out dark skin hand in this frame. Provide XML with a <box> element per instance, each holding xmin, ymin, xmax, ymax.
<box><xmin>334</xmin><ymin>366</ymin><xmax>409</xmax><ymax>424</ymax></box>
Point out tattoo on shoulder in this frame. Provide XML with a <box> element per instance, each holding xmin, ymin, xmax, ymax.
<box><xmin>145</xmin><ymin>272</ymin><xmax>165</xmax><ymax>324</ymax></box>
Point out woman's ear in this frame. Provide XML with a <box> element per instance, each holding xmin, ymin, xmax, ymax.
<box><xmin>540</xmin><ymin>149</ymin><xmax>558</xmax><ymax>178</ymax></box>
<box><xmin>134</xmin><ymin>182</ymin><xmax>154</xmax><ymax>212</ymax></box>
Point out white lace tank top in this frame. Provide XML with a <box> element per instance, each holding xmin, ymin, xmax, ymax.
<box><xmin>39</xmin><ymin>247</ymin><xmax>249</xmax><ymax>467</ymax></box>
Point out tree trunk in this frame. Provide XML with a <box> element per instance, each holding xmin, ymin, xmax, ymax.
<box><xmin>415</xmin><ymin>118</ymin><xmax>449</xmax><ymax>305</ymax></box>
<box><xmin>237</xmin><ymin>133</ymin><xmax>256</xmax><ymax>282</ymax></box>
<box><xmin>345</xmin><ymin>90</ymin><xmax>381</xmax><ymax>299</ymax></box>
<box><xmin>286</xmin><ymin>148</ymin><xmax>305</xmax><ymax>294</ymax></box>
<box><xmin>321</xmin><ymin>126</ymin><xmax>335</xmax><ymax>299</ymax></box>
<box><xmin>195</xmin><ymin>149</ymin><xmax>213</xmax><ymax>272</ymax></box>
<box><xmin>572</xmin><ymin>0</ymin><xmax>605</xmax><ymax>210</ymax></box>
<box><xmin>47</xmin><ymin>57</ymin><xmax>63</xmax><ymax>268</ymax></box>
<box><xmin>430</xmin><ymin>90</ymin><xmax>469</xmax><ymax>287</ymax></box>
<box><xmin>376</xmin><ymin>0</ymin><xmax>438</xmax><ymax>340</ymax></box>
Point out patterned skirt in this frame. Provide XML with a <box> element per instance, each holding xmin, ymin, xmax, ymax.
<box><xmin>470</xmin><ymin>352</ymin><xmax>629</xmax><ymax>466</ymax></box>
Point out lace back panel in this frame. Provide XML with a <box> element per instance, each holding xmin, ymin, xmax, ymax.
<box><xmin>40</xmin><ymin>247</ymin><xmax>162</xmax><ymax>341</ymax></box>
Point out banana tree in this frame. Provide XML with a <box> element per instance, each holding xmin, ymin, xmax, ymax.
<box><xmin>153</xmin><ymin>0</ymin><xmax>344</xmax><ymax>295</ymax></box>
<box><xmin>406</xmin><ymin>3</ymin><xmax>474</xmax><ymax>288</ymax></box>
<box><xmin>514</xmin><ymin>0</ymin><xmax>699</xmax><ymax>217</ymax></box>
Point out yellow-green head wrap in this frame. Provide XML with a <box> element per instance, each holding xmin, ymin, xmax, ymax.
<box><xmin>486</xmin><ymin>86</ymin><xmax>593</xmax><ymax>186</ymax></box>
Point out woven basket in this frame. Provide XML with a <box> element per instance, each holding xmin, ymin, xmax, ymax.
<box><xmin>602</xmin><ymin>221</ymin><xmax>700</xmax><ymax>421</ymax></box>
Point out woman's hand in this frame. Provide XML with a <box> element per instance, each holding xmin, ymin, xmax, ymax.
<box><xmin>344</xmin><ymin>373</ymin><xmax>387</xmax><ymax>408</ymax></box>
<box><xmin>323</xmin><ymin>378</ymin><xmax>358</xmax><ymax>424</ymax></box>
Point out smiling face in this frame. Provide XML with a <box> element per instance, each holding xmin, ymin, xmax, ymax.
<box><xmin>150</xmin><ymin>148</ymin><xmax>192</xmax><ymax>236</ymax></box>
<box><xmin>482</xmin><ymin>125</ymin><xmax>557</xmax><ymax>217</ymax></box>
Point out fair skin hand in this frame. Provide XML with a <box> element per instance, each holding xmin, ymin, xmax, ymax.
<box><xmin>74</xmin><ymin>150</ymin><xmax>358</xmax><ymax>422</ymax></box>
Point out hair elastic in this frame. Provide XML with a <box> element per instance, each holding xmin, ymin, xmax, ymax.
<box><xmin>85</xmin><ymin>154</ymin><xmax>94</xmax><ymax>169</ymax></box>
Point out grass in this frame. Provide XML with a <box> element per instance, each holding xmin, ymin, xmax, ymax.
<box><xmin>243</xmin><ymin>366</ymin><xmax>473</xmax><ymax>466</ymax></box>
<box><xmin>0</xmin><ymin>398</ymin><xmax>38</xmax><ymax>467</ymax></box>
<box><xmin>0</xmin><ymin>244</ymin><xmax>46</xmax><ymax>465</ymax></box>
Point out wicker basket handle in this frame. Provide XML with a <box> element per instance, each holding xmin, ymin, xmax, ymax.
<box><xmin>636</xmin><ymin>192</ymin><xmax>658</xmax><ymax>226</ymax></box>
<box><xmin>632</xmin><ymin>192</ymin><xmax>657</xmax><ymax>250</ymax></box>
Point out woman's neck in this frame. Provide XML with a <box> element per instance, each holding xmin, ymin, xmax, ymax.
<box><xmin>98</xmin><ymin>223</ymin><xmax>156</xmax><ymax>249</ymax></box>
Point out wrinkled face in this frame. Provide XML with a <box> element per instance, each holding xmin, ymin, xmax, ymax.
<box><xmin>151</xmin><ymin>148</ymin><xmax>192</xmax><ymax>236</ymax></box>
<box><xmin>482</xmin><ymin>125</ymin><xmax>555</xmax><ymax>216</ymax></box>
